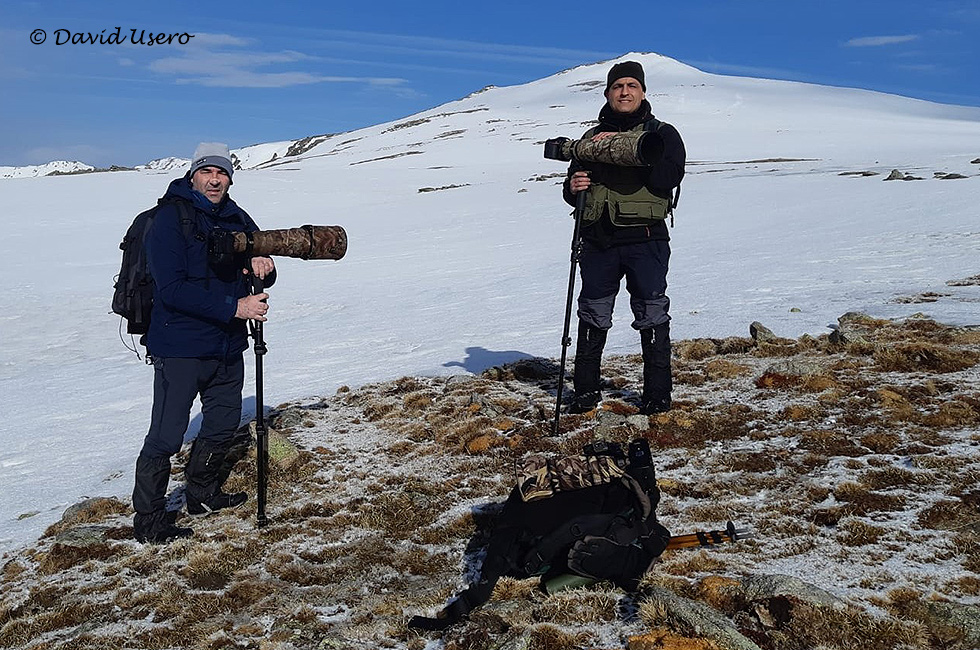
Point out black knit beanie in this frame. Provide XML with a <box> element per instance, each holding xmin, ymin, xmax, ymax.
<box><xmin>604</xmin><ymin>61</ymin><xmax>646</xmax><ymax>95</ymax></box>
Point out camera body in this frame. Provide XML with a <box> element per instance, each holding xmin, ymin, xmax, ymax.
<box><xmin>543</xmin><ymin>137</ymin><xmax>571</xmax><ymax>162</ymax></box>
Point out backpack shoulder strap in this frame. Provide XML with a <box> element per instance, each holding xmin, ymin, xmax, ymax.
<box><xmin>643</xmin><ymin>117</ymin><xmax>663</xmax><ymax>133</ymax></box>
<box><xmin>644</xmin><ymin>117</ymin><xmax>681</xmax><ymax>221</ymax></box>
<box><xmin>156</xmin><ymin>197</ymin><xmax>200</xmax><ymax>242</ymax></box>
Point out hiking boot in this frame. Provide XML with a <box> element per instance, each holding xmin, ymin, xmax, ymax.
<box><xmin>134</xmin><ymin>509</ymin><xmax>193</xmax><ymax>543</ymax></box>
<box><xmin>640</xmin><ymin>324</ymin><xmax>672</xmax><ymax>415</ymax></box>
<box><xmin>639</xmin><ymin>396</ymin><xmax>672</xmax><ymax>415</ymax></box>
<box><xmin>185</xmin><ymin>437</ymin><xmax>249</xmax><ymax>516</ymax></box>
<box><xmin>568</xmin><ymin>391</ymin><xmax>601</xmax><ymax>414</ymax></box>
<box><xmin>571</xmin><ymin>321</ymin><xmax>607</xmax><ymax>414</ymax></box>
<box><xmin>186</xmin><ymin>490</ymin><xmax>247</xmax><ymax>516</ymax></box>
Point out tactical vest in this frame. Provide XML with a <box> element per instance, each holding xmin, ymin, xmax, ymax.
<box><xmin>581</xmin><ymin>121</ymin><xmax>672</xmax><ymax>226</ymax></box>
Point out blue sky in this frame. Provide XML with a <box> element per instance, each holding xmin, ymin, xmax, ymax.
<box><xmin>2</xmin><ymin>0</ymin><xmax>977</xmax><ymax>167</ymax></box>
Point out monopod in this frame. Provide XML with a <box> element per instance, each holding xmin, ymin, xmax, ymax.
<box><xmin>249</xmin><ymin>274</ymin><xmax>270</xmax><ymax>527</ymax></box>
<box><xmin>553</xmin><ymin>191</ymin><xmax>587</xmax><ymax>435</ymax></box>
<box><xmin>213</xmin><ymin>224</ymin><xmax>347</xmax><ymax>526</ymax></box>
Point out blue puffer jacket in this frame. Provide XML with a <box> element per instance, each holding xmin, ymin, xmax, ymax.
<box><xmin>145</xmin><ymin>176</ymin><xmax>276</xmax><ymax>359</ymax></box>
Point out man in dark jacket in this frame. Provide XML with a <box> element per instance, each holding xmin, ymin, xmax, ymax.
<box><xmin>563</xmin><ymin>61</ymin><xmax>686</xmax><ymax>415</ymax></box>
<box><xmin>133</xmin><ymin>142</ymin><xmax>276</xmax><ymax>543</ymax></box>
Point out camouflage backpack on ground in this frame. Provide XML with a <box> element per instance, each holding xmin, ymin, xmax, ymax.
<box><xmin>409</xmin><ymin>439</ymin><xmax>670</xmax><ymax>631</ymax></box>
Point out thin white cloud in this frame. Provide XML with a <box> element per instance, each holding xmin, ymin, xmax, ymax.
<box><xmin>685</xmin><ymin>59</ymin><xmax>813</xmax><ymax>82</ymax></box>
<box><xmin>147</xmin><ymin>34</ymin><xmax>411</xmax><ymax>92</ymax></box>
<box><xmin>845</xmin><ymin>35</ymin><xmax>920</xmax><ymax>47</ymax></box>
<box><xmin>147</xmin><ymin>33</ymin><xmax>410</xmax><ymax>89</ymax></box>
<box><xmin>292</xmin><ymin>28</ymin><xmax>616</xmax><ymax>69</ymax></box>
<box><xmin>189</xmin><ymin>33</ymin><xmax>255</xmax><ymax>48</ymax></box>
<box><xmin>149</xmin><ymin>50</ymin><xmax>314</xmax><ymax>76</ymax></box>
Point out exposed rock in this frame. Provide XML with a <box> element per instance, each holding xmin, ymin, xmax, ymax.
<box><xmin>739</xmin><ymin>574</ymin><xmax>846</xmax><ymax>611</ymax></box>
<box><xmin>760</xmin><ymin>359</ymin><xmax>825</xmax><ymax>379</ymax></box>
<box><xmin>271</xmin><ymin>406</ymin><xmax>311</xmax><ymax>430</ymax></box>
<box><xmin>828</xmin><ymin>311</ymin><xmax>883</xmax><ymax>344</ymax></box>
<box><xmin>642</xmin><ymin>586</ymin><xmax>762</xmax><ymax>650</ymax></box>
<box><xmin>247</xmin><ymin>422</ymin><xmax>300</xmax><ymax>465</ymax></box>
<box><xmin>627</xmin><ymin>414</ymin><xmax>651</xmax><ymax>430</ymax></box>
<box><xmin>511</xmin><ymin>358</ymin><xmax>556</xmax><ymax>380</ymax></box>
<box><xmin>892</xmin><ymin>291</ymin><xmax>949</xmax><ymax>304</ymax></box>
<box><xmin>52</xmin><ymin>525</ymin><xmax>114</xmax><ymax>547</ymax></box>
<box><xmin>59</xmin><ymin>497</ymin><xmax>127</xmax><ymax>526</ymax></box>
<box><xmin>946</xmin><ymin>274</ymin><xmax>980</xmax><ymax>287</ymax></box>
<box><xmin>269</xmin><ymin>429</ymin><xmax>300</xmax><ymax>465</ymax></box>
<box><xmin>884</xmin><ymin>169</ymin><xmax>923</xmax><ymax>181</ymax></box>
<box><xmin>934</xmin><ymin>172</ymin><xmax>969</xmax><ymax>180</ymax></box>
<box><xmin>595</xmin><ymin>408</ymin><xmax>630</xmax><ymax>438</ymax></box>
<box><xmin>920</xmin><ymin>600</ymin><xmax>980</xmax><ymax>648</ymax></box>
<box><xmin>749</xmin><ymin>322</ymin><xmax>777</xmax><ymax>343</ymax></box>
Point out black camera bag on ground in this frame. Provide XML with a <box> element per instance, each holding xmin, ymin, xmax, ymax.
<box><xmin>408</xmin><ymin>439</ymin><xmax>670</xmax><ymax>631</ymax></box>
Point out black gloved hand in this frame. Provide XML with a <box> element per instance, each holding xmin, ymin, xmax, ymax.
<box><xmin>568</xmin><ymin>535</ymin><xmax>648</xmax><ymax>590</ymax></box>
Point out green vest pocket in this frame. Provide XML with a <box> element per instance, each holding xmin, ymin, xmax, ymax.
<box><xmin>611</xmin><ymin>198</ymin><xmax>669</xmax><ymax>226</ymax></box>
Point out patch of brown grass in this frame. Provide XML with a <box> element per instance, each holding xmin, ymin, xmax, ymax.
<box><xmin>948</xmin><ymin>574</ymin><xmax>980</xmax><ymax>596</ymax></box>
<box><xmin>42</xmin><ymin>497</ymin><xmax>130</xmax><ymax>538</ymax></box>
<box><xmin>799</xmin><ymin>430</ymin><xmax>866</xmax><ymax>457</ymax></box>
<box><xmin>922</xmin><ymin>400</ymin><xmax>979</xmax><ymax>428</ymax></box>
<box><xmin>834</xmin><ymin>482</ymin><xmax>906</xmax><ymax>514</ymax></box>
<box><xmin>36</xmin><ymin>541</ymin><xmax>121</xmax><ymax>574</ymax></box>
<box><xmin>873</xmin><ymin>343</ymin><xmax>979</xmax><ymax>373</ymax></box>
<box><xmin>861</xmin><ymin>466</ymin><xmax>935</xmax><ymax>490</ymax></box>
<box><xmin>0</xmin><ymin>601</ymin><xmax>104</xmax><ymax>649</ymax></box>
<box><xmin>860</xmin><ymin>431</ymin><xmax>901</xmax><ymax>453</ymax></box>
<box><xmin>772</xmin><ymin>598</ymin><xmax>932</xmax><ymax>650</ymax></box>
<box><xmin>675</xmin><ymin>339</ymin><xmax>720</xmax><ymax>361</ymax></box>
<box><xmin>727</xmin><ymin>451</ymin><xmax>777</xmax><ymax>473</ymax></box>
<box><xmin>628</xmin><ymin>629</ymin><xmax>723</xmax><ymax>650</ymax></box>
<box><xmin>417</xmin><ymin>511</ymin><xmax>476</xmax><ymax>545</ymax></box>
<box><xmin>660</xmin><ymin>550</ymin><xmax>728</xmax><ymax>576</ymax></box>
<box><xmin>838</xmin><ymin>518</ymin><xmax>888</xmax><ymax>546</ymax></box>
<box><xmin>527</xmin><ymin>623</ymin><xmax>596</xmax><ymax>650</ymax></box>
<box><xmin>181</xmin><ymin>537</ymin><xmax>263</xmax><ymax>590</ymax></box>
<box><xmin>703</xmin><ymin>358</ymin><xmax>751</xmax><ymax>380</ymax></box>
<box><xmin>917</xmin><ymin>500</ymin><xmax>977</xmax><ymax>531</ymax></box>
<box><xmin>535</xmin><ymin>590</ymin><xmax>619</xmax><ymax>625</ymax></box>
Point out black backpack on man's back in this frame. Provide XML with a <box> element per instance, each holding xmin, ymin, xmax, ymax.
<box><xmin>111</xmin><ymin>198</ymin><xmax>196</xmax><ymax>353</ymax></box>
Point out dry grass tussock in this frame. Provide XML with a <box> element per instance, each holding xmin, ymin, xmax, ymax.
<box><xmin>1</xmin><ymin>315</ymin><xmax>979</xmax><ymax>650</ymax></box>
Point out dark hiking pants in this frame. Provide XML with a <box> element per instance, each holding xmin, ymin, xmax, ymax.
<box><xmin>577</xmin><ymin>239</ymin><xmax>670</xmax><ymax>331</ymax></box>
<box><xmin>139</xmin><ymin>355</ymin><xmax>245</xmax><ymax>460</ymax></box>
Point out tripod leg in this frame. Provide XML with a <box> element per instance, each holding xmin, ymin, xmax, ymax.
<box><xmin>553</xmin><ymin>191</ymin><xmax>587</xmax><ymax>434</ymax></box>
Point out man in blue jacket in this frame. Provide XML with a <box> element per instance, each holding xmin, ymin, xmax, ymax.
<box><xmin>133</xmin><ymin>142</ymin><xmax>276</xmax><ymax>543</ymax></box>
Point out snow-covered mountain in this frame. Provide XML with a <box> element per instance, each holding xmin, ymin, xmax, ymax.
<box><xmin>1</xmin><ymin>51</ymin><xmax>979</xmax><ymax>559</ymax></box>
<box><xmin>136</xmin><ymin>156</ymin><xmax>189</xmax><ymax>172</ymax></box>
<box><xmin>0</xmin><ymin>160</ymin><xmax>96</xmax><ymax>178</ymax></box>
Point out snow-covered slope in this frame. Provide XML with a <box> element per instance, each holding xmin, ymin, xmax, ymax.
<box><xmin>1</xmin><ymin>52</ymin><xmax>978</xmax><ymax>557</ymax></box>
